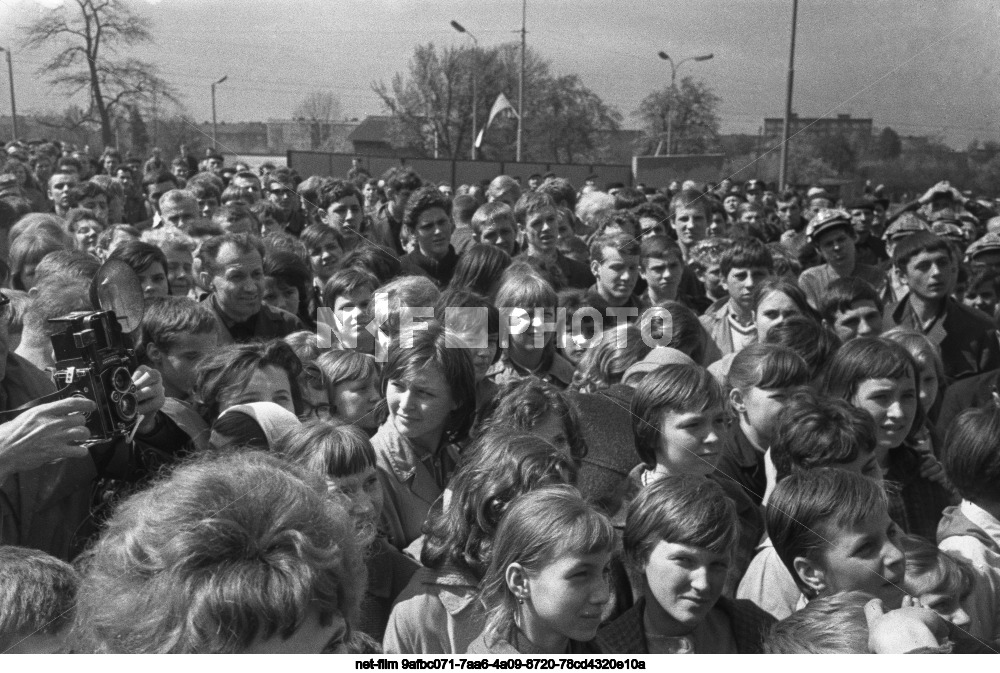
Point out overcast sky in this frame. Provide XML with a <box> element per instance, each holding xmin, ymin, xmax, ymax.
<box><xmin>0</xmin><ymin>0</ymin><xmax>998</xmax><ymax>148</ymax></box>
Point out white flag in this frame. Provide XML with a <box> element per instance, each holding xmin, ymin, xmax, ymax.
<box><xmin>476</xmin><ymin>93</ymin><xmax>518</xmax><ymax>148</ymax></box>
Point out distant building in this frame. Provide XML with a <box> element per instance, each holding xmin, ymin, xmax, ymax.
<box><xmin>763</xmin><ymin>113</ymin><xmax>873</xmax><ymax>149</ymax></box>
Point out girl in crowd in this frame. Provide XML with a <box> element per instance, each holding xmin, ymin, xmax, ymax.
<box><xmin>821</xmin><ymin>337</ymin><xmax>953</xmax><ymax>539</ymax></box>
<box><xmin>192</xmin><ymin>339</ymin><xmax>303</xmax><ymax>426</ymax></box>
<box><xmin>720</xmin><ymin>343</ymin><xmax>811</xmax><ymax>506</ymax></box>
<box><xmin>763</xmin><ymin>315</ymin><xmax>842</xmax><ymax>380</ymax></box>
<box><xmin>384</xmin><ymin>431</ymin><xmax>576</xmax><ymax>654</ymax></box>
<box><xmin>71</xmin><ymin>451</ymin><xmax>365</xmax><ymax>653</ymax></box>
<box><xmin>65</xmin><ymin>208</ymin><xmax>104</xmax><ymax>258</ymax></box>
<box><xmin>568</xmin><ymin>324</ymin><xmax>653</xmax><ymax>394</ymax></box>
<box><xmin>373</xmin><ymin>320</ymin><xmax>477</xmax><ymax>549</ymax></box>
<box><xmin>597</xmin><ymin>475</ymin><xmax>773</xmax><ymax>653</ymax></box>
<box><xmin>752</xmin><ymin>277</ymin><xmax>821</xmax><ymax>342</ymax></box>
<box><xmin>276</xmin><ymin>421</ymin><xmax>418</xmax><ymax>642</ymax></box>
<box><xmin>316</xmin><ymin>349</ymin><xmax>382</xmax><ymax>435</ymax></box>
<box><xmin>472</xmin><ymin>485</ymin><xmax>615</xmax><ymax>654</ymax></box>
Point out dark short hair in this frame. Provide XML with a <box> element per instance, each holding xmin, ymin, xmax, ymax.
<box><xmin>136</xmin><ymin>296</ymin><xmax>218</xmax><ymax>363</ymax></box>
<box><xmin>720</xmin><ymin>237</ymin><xmax>774</xmax><ymax>277</ymax></box>
<box><xmin>764</xmin><ymin>315</ymin><xmax>841</xmax><ymax>378</ymax></box>
<box><xmin>589</xmin><ymin>231</ymin><xmax>640</xmax><ymax>264</ymax></box>
<box><xmin>193</xmin><ymin>340</ymin><xmax>303</xmax><ymax>423</ymax></box>
<box><xmin>276</xmin><ymin>420</ymin><xmax>376</xmax><ymax>479</ymax></box>
<box><xmin>942</xmin><ymin>406</ymin><xmax>1000</xmax><ymax>503</ymax></box>
<box><xmin>631</xmin><ymin>364</ymin><xmax>725</xmax><ymax>469</ymax></box>
<box><xmin>196</xmin><ymin>233</ymin><xmax>265</xmax><ymax>276</ymax></box>
<box><xmin>0</xmin><ymin>546</ymin><xmax>79</xmax><ymax>649</ymax></box>
<box><xmin>892</xmin><ymin>232</ymin><xmax>953</xmax><ymax>272</ymax></box>
<box><xmin>770</xmin><ymin>390</ymin><xmax>878</xmax><ymax>481</ymax></box>
<box><xmin>317</xmin><ymin>179</ymin><xmax>362</xmax><ymax>211</ymax></box>
<box><xmin>513</xmin><ymin>190</ymin><xmax>557</xmax><ymax>227</ymax></box>
<box><xmin>450</xmin><ymin>244</ymin><xmax>512</xmax><ymax>296</ymax></box>
<box><xmin>109</xmin><ymin>240</ymin><xmax>169</xmax><ymax>277</ymax></box>
<box><xmin>403</xmin><ymin>185</ymin><xmax>451</xmax><ymax>233</ymax></box>
<box><xmin>818</xmin><ymin>277</ymin><xmax>884</xmax><ymax>324</ymax></box>
<box><xmin>767</xmin><ymin>468</ymin><xmax>889</xmax><ymax>596</ymax></box>
<box><xmin>624</xmin><ymin>475</ymin><xmax>738</xmax><ymax>571</ymax></box>
<box><xmin>639</xmin><ymin>235</ymin><xmax>683</xmax><ymax>266</ymax></box>
<box><xmin>322</xmin><ymin>267</ymin><xmax>378</xmax><ymax>308</ymax></box>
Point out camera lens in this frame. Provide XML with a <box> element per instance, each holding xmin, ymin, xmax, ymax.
<box><xmin>117</xmin><ymin>393</ymin><xmax>138</xmax><ymax>420</ymax></box>
<box><xmin>111</xmin><ymin>367</ymin><xmax>133</xmax><ymax>394</ymax></box>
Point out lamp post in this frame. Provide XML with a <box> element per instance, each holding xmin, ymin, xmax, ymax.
<box><xmin>778</xmin><ymin>0</ymin><xmax>799</xmax><ymax>190</ymax></box>
<box><xmin>211</xmin><ymin>75</ymin><xmax>228</xmax><ymax>150</ymax></box>
<box><xmin>517</xmin><ymin>0</ymin><xmax>526</xmax><ymax>162</ymax></box>
<box><xmin>0</xmin><ymin>47</ymin><xmax>18</xmax><ymax>141</ymax></box>
<box><xmin>657</xmin><ymin>50</ymin><xmax>713</xmax><ymax>155</ymax></box>
<box><xmin>450</xmin><ymin>20</ymin><xmax>479</xmax><ymax>161</ymax></box>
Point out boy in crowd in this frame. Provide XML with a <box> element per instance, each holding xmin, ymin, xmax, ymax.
<box><xmin>637</xmin><ymin>235</ymin><xmax>684</xmax><ymax>309</ymax></box>
<box><xmin>157</xmin><ymin>189</ymin><xmax>201</xmax><ymax>231</ymax></box>
<box><xmin>470</xmin><ymin>201</ymin><xmax>518</xmax><ymax>257</ymax></box>
<box><xmin>818</xmin><ymin>277</ymin><xmax>885</xmax><ymax>341</ymax></box>
<box><xmin>687</xmin><ymin>238</ymin><xmax>729</xmax><ymax>313</ymax></box>
<box><xmin>586</xmin><ymin>232</ymin><xmax>642</xmax><ymax>316</ymax></box>
<box><xmin>847</xmin><ymin>199</ymin><xmax>888</xmax><ymax>266</ymax></box>
<box><xmin>884</xmin><ymin>231</ymin><xmax>1000</xmax><ymax>381</ymax></box>
<box><xmin>320</xmin><ymin>267</ymin><xmax>378</xmax><ymax>353</ymax></box>
<box><xmin>374</xmin><ymin>167</ymin><xmax>423</xmax><ymax>255</ymax></box>
<box><xmin>737</xmin><ymin>391</ymin><xmax>882</xmax><ymax>620</ymax></box>
<box><xmin>961</xmin><ymin>268</ymin><xmax>1000</xmax><ymax>318</ymax></box>
<box><xmin>700</xmin><ymin>238</ymin><xmax>773</xmax><ymax>355</ymax></box>
<box><xmin>766</xmin><ymin>468</ymin><xmax>905</xmax><ymax>613</ymax></box>
<box><xmin>669</xmin><ymin>189</ymin><xmax>708</xmax><ymax>261</ymax></box>
<box><xmin>799</xmin><ymin>208</ymin><xmax>886</xmax><ymax>309</ymax></box>
<box><xmin>514</xmin><ymin>191</ymin><xmax>593</xmax><ymax>289</ymax></box>
<box><xmin>0</xmin><ymin>546</ymin><xmax>79</xmax><ymax>653</ymax></box>
<box><xmin>138</xmin><ymin>296</ymin><xmax>220</xmax><ymax>402</ymax></box>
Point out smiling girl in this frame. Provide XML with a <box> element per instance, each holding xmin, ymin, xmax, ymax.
<box><xmin>472</xmin><ymin>485</ymin><xmax>615</xmax><ymax>654</ymax></box>
<box><xmin>597</xmin><ymin>475</ymin><xmax>774</xmax><ymax>653</ymax></box>
<box><xmin>821</xmin><ymin>337</ymin><xmax>954</xmax><ymax>538</ymax></box>
<box><xmin>373</xmin><ymin>320</ymin><xmax>477</xmax><ymax>550</ymax></box>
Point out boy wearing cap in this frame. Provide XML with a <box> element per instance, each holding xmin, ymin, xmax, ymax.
<box><xmin>798</xmin><ymin>209</ymin><xmax>886</xmax><ymax>309</ymax></box>
<box><xmin>884</xmin><ymin>231</ymin><xmax>1000</xmax><ymax>382</ymax></box>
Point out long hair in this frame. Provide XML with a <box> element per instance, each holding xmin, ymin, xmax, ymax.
<box><xmin>421</xmin><ymin>431</ymin><xmax>576</xmax><ymax>579</ymax></box>
<box><xmin>478</xmin><ymin>485</ymin><xmax>614</xmax><ymax>644</ymax></box>
<box><xmin>569</xmin><ymin>324</ymin><xmax>653</xmax><ymax>393</ymax></box>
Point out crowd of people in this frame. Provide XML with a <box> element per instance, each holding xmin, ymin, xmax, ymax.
<box><xmin>2</xmin><ymin>138</ymin><xmax>1000</xmax><ymax>654</ymax></box>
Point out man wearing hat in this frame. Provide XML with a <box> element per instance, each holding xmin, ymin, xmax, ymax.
<box><xmin>847</xmin><ymin>199</ymin><xmax>888</xmax><ymax>266</ymax></box>
<box><xmin>965</xmin><ymin>232</ymin><xmax>1000</xmax><ymax>275</ymax></box>
<box><xmin>744</xmin><ymin>179</ymin><xmax>765</xmax><ymax>207</ymax></box>
<box><xmin>881</xmin><ymin>213</ymin><xmax>932</xmax><ymax>304</ymax></box>
<box><xmin>798</xmin><ymin>208</ymin><xmax>887</xmax><ymax>309</ymax></box>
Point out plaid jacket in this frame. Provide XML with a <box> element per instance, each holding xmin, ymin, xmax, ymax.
<box><xmin>594</xmin><ymin>597</ymin><xmax>775</xmax><ymax>654</ymax></box>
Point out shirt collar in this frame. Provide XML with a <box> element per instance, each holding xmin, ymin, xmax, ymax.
<box><xmin>960</xmin><ymin>499</ymin><xmax>1000</xmax><ymax>541</ymax></box>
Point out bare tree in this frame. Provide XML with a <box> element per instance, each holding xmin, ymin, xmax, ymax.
<box><xmin>293</xmin><ymin>91</ymin><xmax>342</xmax><ymax>150</ymax></box>
<box><xmin>22</xmin><ymin>0</ymin><xmax>177</xmax><ymax>147</ymax></box>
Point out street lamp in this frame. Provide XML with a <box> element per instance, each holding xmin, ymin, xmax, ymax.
<box><xmin>211</xmin><ymin>75</ymin><xmax>228</xmax><ymax>150</ymax></box>
<box><xmin>657</xmin><ymin>50</ymin><xmax>713</xmax><ymax>155</ymax></box>
<box><xmin>450</xmin><ymin>20</ymin><xmax>479</xmax><ymax>161</ymax></box>
<box><xmin>0</xmin><ymin>47</ymin><xmax>18</xmax><ymax>141</ymax></box>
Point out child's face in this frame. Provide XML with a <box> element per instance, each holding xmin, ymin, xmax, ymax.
<box><xmin>850</xmin><ymin>375</ymin><xmax>918</xmax><ymax>457</ymax></box>
<box><xmin>706</xmin><ymin>211</ymin><xmax>727</xmax><ymax>238</ymax></box>
<box><xmin>309</xmin><ymin>235</ymin><xmax>343</xmax><ymax>282</ymax></box>
<box><xmin>164</xmin><ymin>247</ymin><xmax>194</xmax><ymax>298</ymax></box>
<box><xmin>671</xmin><ymin>207</ymin><xmax>707</xmax><ymax>246</ymax></box>
<box><xmin>155</xmin><ymin>331</ymin><xmax>220</xmax><ymax>399</ymax></box>
<box><xmin>640</xmin><ymin>255</ymin><xmax>683</xmax><ymax>302</ymax></box>
<box><xmin>903</xmin><ymin>568</ymin><xmax>971</xmax><ymax>629</ymax></box>
<box><xmin>413</xmin><ymin>206</ymin><xmax>453</xmax><ymax>259</ymax></box>
<box><xmin>590</xmin><ymin>248</ymin><xmax>640</xmax><ymax>305</ymax></box>
<box><xmin>139</xmin><ymin>262</ymin><xmax>170</xmax><ymax>300</ymax></box>
<box><xmin>220</xmin><ymin>365</ymin><xmax>295</xmax><ymax>416</ymax></box>
<box><xmin>809</xmin><ymin>511</ymin><xmax>905</xmax><ymax>606</ymax></box>
<box><xmin>722</xmin><ymin>267</ymin><xmax>771</xmax><ymax>312</ymax></box>
<box><xmin>323</xmin><ymin>196</ymin><xmax>363</xmax><ymax>241</ymax></box>
<box><xmin>754</xmin><ymin>290</ymin><xmax>801</xmax><ymax>341</ymax></box>
<box><xmin>326</xmin><ymin>464</ymin><xmax>383</xmax><ymax>548</ymax></box>
<box><xmin>656</xmin><ymin>405</ymin><xmax>728</xmax><ymax>476</ymax></box>
<box><xmin>816</xmin><ymin>228</ymin><xmax>856</xmax><ymax>268</ymax></box>
<box><xmin>479</xmin><ymin>215</ymin><xmax>518</xmax><ymax>256</ymax></box>
<box><xmin>520</xmin><ymin>549</ymin><xmax>612</xmax><ymax>647</ymax></box>
<box><xmin>639</xmin><ymin>216</ymin><xmax>666</xmax><ymax>239</ymax></box>
<box><xmin>963</xmin><ymin>281</ymin><xmax>998</xmax><ymax>316</ymax></box>
<box><xmin>523</xmin><ymin>207</ymin><xmax>559</xmax><ymax>254</ymax></box>
<box><xmin>831</xmin><ymin>300</ymin><xmax>883</xmax><ymax>341</ymax></box>
<box><xmin>330</xmin><ymin>375</ymin><xmax>381</xmax><ymax>431</ymax></box>
<box><xmin>904</xmin><ymin>250</ymin><xmax>954</xmax><ymax>301</ymax></box>
<box><xmin>262</xmin><ymin>277</ymin><xmax>300</xmax><ymax>317</ymax></box>
<box><xmin>508</xmin><ymin>306</ymin><xmax>557</xmax><ymax>352</ymax></box>
<box><xmin>643</xmin><ymin>541</ymin><xmax>729</xmax><ymax>635</ymax></box>
<box><xmin>333</xmin><ymin>287</ymin><xmax>373</xmax><ymax>344</ymax></box>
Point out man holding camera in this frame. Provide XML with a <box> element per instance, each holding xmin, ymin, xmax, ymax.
<box><xmin>0</xmin><ymin>290</ymin><xmax>173</xmax><ymax>560</ymax></box>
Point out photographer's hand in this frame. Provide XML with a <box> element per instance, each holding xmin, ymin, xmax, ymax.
<box><xmin>132</xmin><ymin>366</ymin><xmax>166</xmax><ymax>435</ymax></box>
<box><xmin>0</xmin><ymin>397</ymin><xmax>97</xmax><ymax>481</ymax></box>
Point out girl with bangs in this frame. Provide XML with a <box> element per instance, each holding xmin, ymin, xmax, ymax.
<box><xmin>384</xmin><ymin>432</ymin><xmax>577</xmax><ymax>654</ymax></box>
<box><xmin>719</xmin><ymin>343</ymin><xmax>811</xmax><ymax>507</ymax></box>
<box><xmin>433</xmin><ymin>289</ymin><xmax>502</xmax><ymax>419</ymax></box>
<box><xmin>625</xmin><ymin>363</ymin><xmax>762</xmax><ymax>593</ymax></box>
<box><xmin>276</xmin><ymin>421</ymin><xmax>418</xmax><ymax>643</ymax></box>
<box><xmin>598</xmin><ymin>475</ymin><xmax>774</xmax><ymax>653</ymax></box>
<box><xmin>372</xmin><ymin>320</ymin><xmax>477</xmax><ymax>550</ymax></box>
<box><xmin>471</xmin><ymin>485</ymin><xmax>615</xmax><ymax>654</ymax></box>
<box><xmin>488</xmin><ymin>271</ymin><xmax>575</xmax><ymax>389</ymax></box>
<box><xmin>821</xmin><ymin>337</ymin><xmax>954</xmax><ymax>539</ymax></box>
